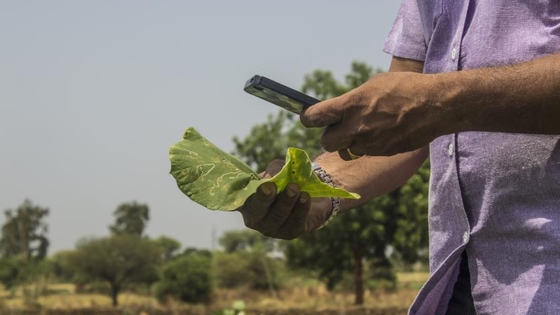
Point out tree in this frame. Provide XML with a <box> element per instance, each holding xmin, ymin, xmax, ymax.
<box><xmin>71</xmin><ymin>235</ymin><xmax>162</xmax><ymax>306</ymax></box>
<box><xmin>154</xmin><ymin>252</ymin><xmax>212</xmax><ymax>304</ymax></box>
<box><xmin>219</xmin><ymin>229</ymin><xmax>276</xmax><ymax>254</ymax></box>
<box><xmin>49</xmin><ymin>250</ymin><xmax>80</xmax><ymax>283</ymax></box>
<box><xmin>285</xmin><ymin>191</ymin><xmax>414</xmax><ymax>303</ymax></box>
<box><xmin>215</xmin><ymin>230</ymin><xmax>281</xmax><ymax>296</ymax></box>
<box><xmin>0</xmin><ymin>257</ymin><xmax>21</xmax><ymax>290</ymax></box>
<box><xmin>109</xmin><ymin>201</ymin><xmax>150</xmax><ymax>237</ymax></box>
<box><xmin>232</xmin><ymin>61</ymin><xmax>429</xmax><ymax>304</ymax></box>
<box><xmin>153</xmin><ymin>236</ymin><xmax>181</xmax><ymax>262</ymax></box>
<box><xmin>0</xmin><ymin>199</ymin><xmax>49</xmax><ymax>261</ymax></box>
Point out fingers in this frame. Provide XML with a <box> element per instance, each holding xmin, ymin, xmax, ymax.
<box><xmin>241</xmin><ymin>182</ymin><xmax>278</xmax><ymax>225</ymax></box>
<box><xmin>240</xmin><ymin>182</ymin><xmax>312</xmax><ymax>240</ymax></box>
<box><xmin>338</xmin><ymin>149</ymin><xmax>353</xmax><ymax>161</ymax></box>
<box><xmin>301</xmin><ymin>94</ymin><xmax>361</xmax><ymax>154</ymax></box>
<box><xmin>279</xmin><ymin>191</ymin><xmax>311</xmax><ymax>239</ymax></box>
<box><xmin>263</xmin><ymin>159</ymin><xmax>285</xmax><ymax>178</ymax></box>
<box><xmin>300</xmin><ymin>96</ymin><xmax>345</xmax><ymax>128</ymax></box>
<box><xmin>320</xmin><ymin>122</ymin><xmax>355</xmax><ymax>153</ymax></box>
<box><xmin>260</xmin><ymin>184</ymin><xmax>309</xmax><ymax>239</ymax></box>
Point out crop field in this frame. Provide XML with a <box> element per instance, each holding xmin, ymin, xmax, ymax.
<box><xmin>0</xmin><ymin>272</ymin><xmax>429</xmax><ymax>315</ymax></box>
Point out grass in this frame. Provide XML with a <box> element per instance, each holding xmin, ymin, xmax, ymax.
<box><xmin>0</xmin><ymin>272</ymin><xmax>430</xmax><ymax>313</ymax></box>
<box><xmin>396</xmin><ymin>271</ymin><xmax>430</xmax><ymax>290</ymax></box>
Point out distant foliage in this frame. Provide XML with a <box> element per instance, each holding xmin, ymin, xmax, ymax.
<box><xmin>49</xmin><ymin>250</ymin><xmax>79</xmax><ymax>283</ymax></box>
<box><xmin>0</xmin><ymin>257</ymin><xmax>21</xmax><ymax>289</ymax></box>
<box><xmin>154</xmin><ymin>252</ymin><xmax>212</xmax><ymax>304</ymax></box>
<box><xmin>0</xmin><ymin>199</ymin><xmax>49</xmax><ymax>261</ymax></box>
<box><xmin>71</xmin><ymin>234</ymin><xmax>162</xmax><ymax>306</ymax></box>
<box><xmin>108</xmin><ymin>201</ymin><xmax>150</xmax><ymax>237</ymax></box>
<box><xmin>153</xmin><ymin>236</ymin><xmax>182</xmax><ymax>262</ymax></box>
<box><xmin>214</xmin><ymin>230</ymin><xmax>282</xmax><ymax>293</ymax></box>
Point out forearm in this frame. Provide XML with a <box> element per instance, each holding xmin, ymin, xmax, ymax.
<box><xmin>313</xmin><ymin>56</ymin><xmax>428</xmax><ymax>211</ymax></box>
<box><xmin>315</xmin><ymin>147</ymin><xmax>428</xmax><ymax>210</ymax></box>
<box><xmin>435</xmin><ymin>52</ymin><xmax>560</xmax><ymax>135</ymax></box>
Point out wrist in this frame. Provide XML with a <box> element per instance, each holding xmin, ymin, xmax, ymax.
<box><xmin>426</xmin><ymin>71</ymin><xmax>473</xmax><ymax>135</ymax></box>
<box><xmin>312</xmin><ymin>163</ymin><xmax>340</xmax><ymax>229</ymax></box>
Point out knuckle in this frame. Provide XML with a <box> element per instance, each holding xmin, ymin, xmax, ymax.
<box><xmin>345</xmin><ymin>90</ymin><xmax>365</xmax><ymax>107</ymax></box>
<box><xmin>269</xmin><ymin>208</ymin><xmax>290</xmax><ymax>223</ymax></box>
<box><xmin>244</xmin><ymin>198</ymin><xmax>265</xmax><ymax>217</ymax></box>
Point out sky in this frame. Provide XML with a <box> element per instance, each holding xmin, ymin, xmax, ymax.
<box><xmin>0</xmin><ymin>1</ymin><xmax>402</xmax><ymax>253</ymax></box>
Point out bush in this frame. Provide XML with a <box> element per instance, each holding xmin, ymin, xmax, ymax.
<box><xmin>212</xmin><ymin>251</ymin><xmax>250</xmax><ymax>289</ymax></box>
<box><xmin>212</xmin><ymin>251</ymin><xmax>283</xmax><ymax>291</ymax></box>
<box><xmin>154</xmin><ymin>253</ymin><xmax>212</xmax><ymax>304</ymax></box>
<box><xmin>0</xmin><ymin>257</ymin><xmax>22</xmax><ymax>291</ymax></box>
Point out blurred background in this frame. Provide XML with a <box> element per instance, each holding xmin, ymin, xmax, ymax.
<box><xmin>1</xmin><ymin>0</ymin><xmax>400</xmax><ymax>253</ymax></box>
<box><xmin>0</xmin><ymin>1</ymin><xmax>431</xmax><ymax>314</ymax></box>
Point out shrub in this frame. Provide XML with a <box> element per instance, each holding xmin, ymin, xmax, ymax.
<box><xmin>0</xmin><ymin>257</ymin><xmax>21</xmax><ymax>290</ymax></box>
<box><xmin>212</xmin><ymin>251</ymin><xmax>283</xmax><ymax>291</ymax></box>
<box><xmin>154</xmin><ymin>253</ymin><xmax>212</xmax><ymax>304</ymax></box>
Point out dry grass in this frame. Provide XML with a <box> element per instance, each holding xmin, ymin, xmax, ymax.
<box><xmin>210</xmin><ymin>280</ymin><xmax>422</xmax><ymax>311</ymax></box>
<box><xmin>0</xmin><ymin>272</ymin><xmax>429</xmax><ymax>314</ymax></box>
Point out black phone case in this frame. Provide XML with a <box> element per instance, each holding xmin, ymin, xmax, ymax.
<box><xmin>244</xmin><ymin>75</ymin><xmax>320</xmax><ymax>114</ymax></box>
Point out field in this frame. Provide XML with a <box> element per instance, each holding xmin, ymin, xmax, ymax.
<box><xmin>0</xmin><ymin>272</ymin><xmax>429</xmax><ymax>315</ymax></box>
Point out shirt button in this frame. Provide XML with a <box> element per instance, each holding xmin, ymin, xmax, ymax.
<box><xmin>451</xmin><ymin>48</ymin><xmax>458</xmax><ymax>61</ymax></box>
<box><xmin>462</xmin><ymin>231</ymin><xmax>469</xmax><ymax>244</ymax></box>
<box><xmin>448</xmin><ymin>143</ymin><xmax>454</xmax><ymax>156</ymax></box>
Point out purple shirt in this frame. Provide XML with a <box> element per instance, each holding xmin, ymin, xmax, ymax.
<box><xmin>384</xmin><ymin>1</ymin><xmax>560</xmax><ymax>314</ymax></box>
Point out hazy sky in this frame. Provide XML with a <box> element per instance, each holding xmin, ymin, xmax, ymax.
<box><xmin>0</xmin><ymin>1</ymin><xmax>402</xmax><ymax>253</ymax></box>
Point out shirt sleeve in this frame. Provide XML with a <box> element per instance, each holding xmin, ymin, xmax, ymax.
<box><xmin>383</xmin><ymin>0</ymin><xmax>427</xmax><ymax>62</ymax></box>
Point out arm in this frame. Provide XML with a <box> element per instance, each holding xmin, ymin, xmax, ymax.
<box><xmin>238</xmin><ymin>57</ymin><xmax>428</xmax><ymax>239</ymax></box>
<box><xmin>314</xmin><ymin>57</ymin><xmax>427</xmax><ymax>210</ymax></box>
<box><xmin>436</xmin><ymin>53</ymin><xmax>560</xmax><ymax>136</ymax></box>
<box><xmin>301</xmin><ymin>52</ymin><xmax>560</xmax><ymax>156</ymax></box>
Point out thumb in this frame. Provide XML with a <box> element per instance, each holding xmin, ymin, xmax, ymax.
<box><xmin>300</xmin><ymin>95</ymin><xmax>345</xmax><ymax>128</ymax></box>
<box><xmin>262</xmin><ymin>159</ymin><xmax>285</xmax><ymax>178</ymax></box>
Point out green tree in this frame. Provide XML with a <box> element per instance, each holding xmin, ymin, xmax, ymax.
<box><xmin>219</xmin><ymin>229</ymin><xmax>276</xmax><ymax>254</ymax></box>
<box><xmin>215</xmin><ymin>230</ymin><xmax>281</xmax><ymax>296</ymax></box>
<box><xmin>0</xmin><ymin>257</ymin><xmax>21</xmax><ymax>290</ymax></box>
<box><xmin>154</xmin><ymin>252</ymin><xmax>212</xmax><ymax>304</ymax></box>
<box><xmin>233</xmin><ymin>62</ymin><xmax>429</xmax><ymax>305</ymax></box>
<box><xmin>153</xmin><ymin>236</ymin><xmax>182</xmax><ymax>262</ymax></box>
<box><xmin>182</xmin><ymin>247</ymin><xmax>212</xmax><ymax>258</ymax></box>
<box><xmin>109</xmin><ymin>201</ymin><xmax>150</xmax><ymax>237</ymax></box>
<box><xmin>0</xmin><ymin>199</ymin><xmax>49</xmax><ymax>261</ymax></box>
<box><xmin>71</xmin><ymin>235</ymin><xmax>162</xmax><ymax>306</ymax></box>
<box><xmin>49</xmin><ymin>250</ymin><xmax>80</xmax><ymax>283</ymax></box>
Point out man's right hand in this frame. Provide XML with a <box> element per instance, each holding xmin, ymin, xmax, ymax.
<box><xmin>237</xmin><ymin>160</ymin><xmax>332</xmax><ymax>240</ymax></box>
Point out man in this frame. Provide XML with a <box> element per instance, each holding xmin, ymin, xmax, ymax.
<box><xmin>239</xmin><ymin>0</ymin><xmax>560</xmax><ymax>314</ymax></box>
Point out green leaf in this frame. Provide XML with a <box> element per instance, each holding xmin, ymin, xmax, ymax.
<box><xmin>169</xmin><ymin>127</ymin><xmax>359</xmax><ymax>211</ymax></box>
<box><xmin>269</xmin><ymin>148</ymin><xmax>360</xmax><ymax>200</ymax></box>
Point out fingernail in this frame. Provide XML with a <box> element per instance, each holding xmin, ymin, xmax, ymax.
<box><xmin>260</xmin><ymin>184</ymin><xmax>272</xmax><ymax>196</ymax></box>
<box><xmin>299</xmin><ymin>195</ymin><xmax>308</xmax><ymax>204</ymax></box>
<box><xmin>287</xmin><ymin>189</ymin><xmax>296</xmax><ymax>197</ymax></box>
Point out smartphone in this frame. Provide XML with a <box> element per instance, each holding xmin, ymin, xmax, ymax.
<box><xmin>244</xmin><ymin>75</ymin><xmax>320</xmax><ymax>114</ymax></box>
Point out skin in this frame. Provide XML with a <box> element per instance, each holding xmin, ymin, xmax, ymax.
<box><xmin>238</xmin><ymin>57</ymin><xmax>428</xmax><ymax>239</ymax></box>
<box><xmin>238</xmin><ymin>51</ymin><xmax>560</xmax><ymax>239</ymax></box>
<box><xmin>301</xmin><ymin>53</ymin><xmax>560</xmax><ymax>157</ymax></box>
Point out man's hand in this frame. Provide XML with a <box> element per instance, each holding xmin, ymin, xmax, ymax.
<box><xmin>237</xmin><ymin>160</ymin><xmax>332</xmax><ymax>240</ymax></box>
<box><xmin>302</xmin><ymin>52</ymin><xmax>560</xmax><ymax>157</ymax></box>
<box><xmin>300</xmin><ymin>71</ymin><xmax>442</xmax><ymax>157</ymax></box>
